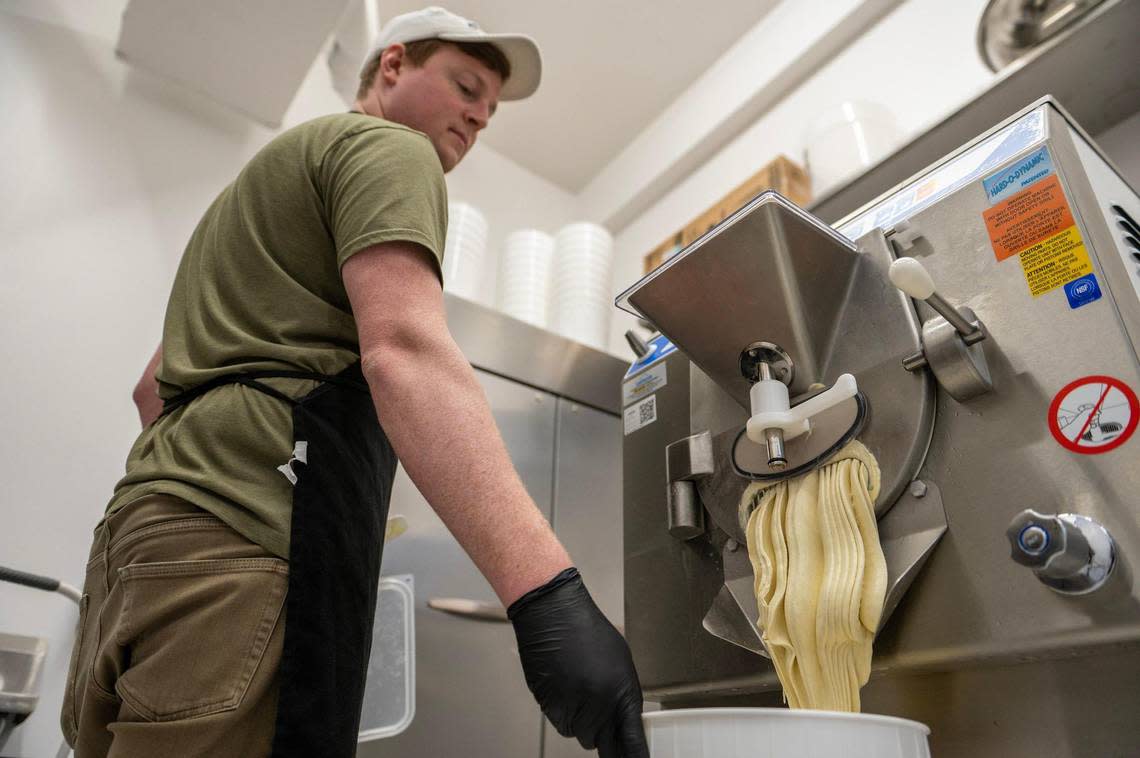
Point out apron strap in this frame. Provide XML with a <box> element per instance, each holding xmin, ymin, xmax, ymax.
<box><xmin>160</xmin><ymin>368</ymin><xmax>369</xmax><ymax>417</ymax></box>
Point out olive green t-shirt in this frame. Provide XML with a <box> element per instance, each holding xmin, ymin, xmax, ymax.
<box><xmin>108</xmin><ymin>113</ymin><xmax>448</xmax><ymax>558</ymax></box>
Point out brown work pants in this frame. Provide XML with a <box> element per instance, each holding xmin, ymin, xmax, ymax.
<box><xmin>62</xmin><ymin>494</ymin><xmax>288</xmax><ymax>757</ymax></box>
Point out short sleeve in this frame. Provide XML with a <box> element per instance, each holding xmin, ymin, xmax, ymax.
<box><xmin>319</xmin><ymin>125</ymin><xmax>448</xmax><ymax>278</ymax></box>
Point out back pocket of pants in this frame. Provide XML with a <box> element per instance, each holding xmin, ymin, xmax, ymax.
<box><xmin>60</xmin><ymin>593</ymin><xmax>90</xmax><ymax>744</ymax></box>
<box><xmin>115</xmin><ymin>557</ymin><xmax>288</xmax><ymax>721</ymax></box>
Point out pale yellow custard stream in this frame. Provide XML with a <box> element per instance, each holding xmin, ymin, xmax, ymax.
<box><xmin>741</xmin><ymin>440</ymin><xmax>887</xmax><ymax>711</ymax></box>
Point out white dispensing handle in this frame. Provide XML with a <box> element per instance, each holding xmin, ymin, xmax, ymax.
<box><xmin>746</xmin><ymin>373</ymin><xmax>858</xmax><ymax>444</ymax></box>
<box><xmin>889</xmin><ymin>256</ymin><xmax>980</xmax><ymax>339</ymax></box>
<box><xmin>889</xmin><ymin>257</ymin><xmax>936</xmax><ymax>300</ymax></box>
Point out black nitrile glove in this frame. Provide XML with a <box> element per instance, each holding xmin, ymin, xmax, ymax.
<box><xmin>508</xmin><ymin>568</ymin><xmax>650</xmax><ymax>758</ymax></box>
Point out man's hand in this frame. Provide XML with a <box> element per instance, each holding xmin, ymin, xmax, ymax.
<box><xmin>508</xmin><ymin>568</ymin><xmax>649</xmax><ymax>758</ymax></box>
<box><xmin>133</xmin><ymin>345</ymin><xmax>164</xmax><ymax>427</ymax></box>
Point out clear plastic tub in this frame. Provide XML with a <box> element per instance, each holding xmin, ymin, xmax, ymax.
<box><xmin>358</xmin><ymin>575</ymin><xmax>415</xmax><ymax>742</ymax></box>
<box><xmin>644</xmin><ymin>708</ymin><xmax>930</xmax><ymax>758</ymax></box>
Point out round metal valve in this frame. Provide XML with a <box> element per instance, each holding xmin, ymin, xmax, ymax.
<box><xmin>1017</xmin><ymin>524</ymin><xmax>1050</xmax><ymax>555</ymax></box>
<box><xmin>1005</xmin><ymin>509</ymin><xmax>1116</xmax><ymax>594</ymax></box>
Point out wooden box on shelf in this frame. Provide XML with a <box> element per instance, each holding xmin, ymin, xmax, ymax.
<box><xmin>641</xmin><ymin>155</ymin><xmax>811</xmax><ymax>274</ymax></box>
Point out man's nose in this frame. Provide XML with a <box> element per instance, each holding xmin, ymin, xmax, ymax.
<box><xmin>466</xmin><ymin>101</ymin><xmax>491</xmax><ymax>130</ymax></box>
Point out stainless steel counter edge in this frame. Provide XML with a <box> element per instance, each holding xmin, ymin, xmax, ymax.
<box><xmin>809</xmin><ymin>0</ymin><xmax>1140</xmax><ymax>225</ymax></box>
<box><xmin>444</xmin><ymin>294</ymin><xmax>628</xmax><ymax>416</ymax></box>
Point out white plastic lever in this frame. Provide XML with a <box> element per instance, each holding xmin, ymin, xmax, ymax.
<box><xmin>889</xmin><ymin>257</ymin><xmax>936</xmax><ymax>300</ymax></box>
<box><xmin>746</xmin><ymin>373</ymin><xmax>858</xmax><ymax>445</ymax></box>
<box><xmin>889</xmin><ymin>256</ymin><xmax>980</xmax><ymax>339</ymax></box>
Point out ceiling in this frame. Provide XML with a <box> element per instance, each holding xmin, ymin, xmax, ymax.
<box><xmin>11</xmin><ymin>0</ymin><xmax>781</xmax><ymax>195</ymax></box>
<box><xmin>373</xmin><ymin>1</ymin><xmax>782</xmax><ymax>193</ymax></box>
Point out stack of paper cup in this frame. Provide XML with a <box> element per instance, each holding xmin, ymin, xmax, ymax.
<box><xmin>497</xmin><ymin>229</ymin><xmax>555</xmax><ymax>328</ymax></box>
<box><xmin>550</xmin><ymin>222</ymin><xmax>614</xmax><ymax>350</ymax></box>
<box><xmin>442</xmin><ymin>202</ymin><xmax>488</xmax><ymax>300</ymax></box>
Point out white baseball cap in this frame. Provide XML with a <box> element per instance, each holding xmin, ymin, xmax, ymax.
<box><xmin>359</xmin><ymin>6</ymin><xmax>542</xmax><ymax>101</ymax></box>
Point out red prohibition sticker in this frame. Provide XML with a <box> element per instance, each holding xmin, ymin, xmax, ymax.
<box><xmin>1048</xmin><ymin>375</ymin><xmax>1138</xmax><ymax>454</ymax></box>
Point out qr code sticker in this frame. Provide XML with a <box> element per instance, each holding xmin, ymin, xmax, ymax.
<box><xmin>624</xmin><ymin>394</ymin><xmax>657</xmax><ymax>435</ymax></box>
<box><xmin>639</xmin><ymin>396</ymin><xmax>656</xmax><ymax>424</ymax></box>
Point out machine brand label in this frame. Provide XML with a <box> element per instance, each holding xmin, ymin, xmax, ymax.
<box><xmin>983</xmin><ymin>146</ymin><xmax>1054</xmax><ymax>203</ymax></box>
<box><xmin>623</xmin><ymin>394</ymin><xmax>657</xmax><ymax>436</ymax></box>
<box><xmin>622</xmin><ymin>362</ymin><xmax>666</xmax><ymax>407</ymax></box>
<box><xmin>982</xmin><ymin>174</ymin><xmax>1094</xmax><ymax>297</ymax></box>
<box><xmin>1048</xmin><ymin>376</ymin><xmax>1138</xmax><ymax>454</ymax></box>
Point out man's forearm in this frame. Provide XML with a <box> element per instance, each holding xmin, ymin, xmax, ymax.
<box><xmin>362</xmin><ymin>336</ymin><xmax>572</xmax><ymax>607</ymax></box>
<box><xmin>133</xmin><ymin>344</ymin><xmax>164</xmax><ymax>427</ymax></box>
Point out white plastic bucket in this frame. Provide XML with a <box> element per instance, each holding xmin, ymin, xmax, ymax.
<box><xmin>644</xmin><ymin>708</ymin><xmax>930</xmax><ymax>758</ymax></box>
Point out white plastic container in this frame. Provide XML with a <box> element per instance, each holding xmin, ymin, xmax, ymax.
<box><xmin>804</xmin><ymin>101</ymin><xmax>904</xmax><ymax>197</ymax></box>
<box><xmin>643</xmin><ymin>708</ymin><xmax>931</xmax><ymax>758</ymax></box>
<box><xmin>550</xmin><ymin>221</ymin><xmax>614</xmax><ymax>350</ymax></box>
<box><xmin>442</xmin><ymin>202</ymin><xmax>489</xmax><ymax>300</ymax></box>
<box><xmin>498</xmin><ymin>228</ymin><xmax>555</xmax><ymax>327</ymax></box>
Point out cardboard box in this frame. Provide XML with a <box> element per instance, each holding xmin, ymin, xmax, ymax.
<box><xmin>642</xmin><ymin>231</ymin><xmax>685</xmax><ymax>275</ymax></box>
<box><xmin>642</xmin><ymin>155</ymin><xmax>811</xmax><ymax>274</ymax></box>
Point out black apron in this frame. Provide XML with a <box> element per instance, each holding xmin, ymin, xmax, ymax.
<box><xmin>161</xmin><ymin>362</ymin><xmax>397</xmax><ymax>757</ymax></box>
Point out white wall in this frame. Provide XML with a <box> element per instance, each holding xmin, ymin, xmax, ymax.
<box><xmin>1097</xmin><ymin>110</ymin><xmax>1140</xmax><ymax>191</ymax></box>
<box><xmin>605</xmin><ymin>0</ymin><xmax>998</xmax><ymax>356</ymax></box>
<box><xmin>0</xmin><ymin>8</ymin><xmax>576</xmax><ymax>756</ymax></box>
<box><xmin>579</xmin><ymin>0</ymin><xmax>904</xmax><ymax>232</ymax></box>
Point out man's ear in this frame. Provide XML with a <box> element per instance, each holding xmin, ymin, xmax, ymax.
<box><xmin>378</xmin><ymin>43</ymin><xmax>407</xmax><ymax>87</ymax></box>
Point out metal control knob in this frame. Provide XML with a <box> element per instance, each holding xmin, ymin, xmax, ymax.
<box><xmin>625</xmin><ymin>329</ymin><xmax>651</xmax><ymax>358</ymax></box>
<box><xmin>1006</xmin><ymin>509</ymin><xmax>1116</xmax><ymax>594</ymax></box>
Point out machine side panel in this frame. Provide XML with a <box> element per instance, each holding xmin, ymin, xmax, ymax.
<box><xmin>870</xmin><ymin>128</ymin><xmax>1140</xmax><ymax>670</ymax></box>
<box><xmin>1060</xmin><ymin>123</ymin><xmax>1140</xmax><ymax>353</ymax></box>
<box><xmin>623</xmin><ymin>351</ymin><xmax>763</xmax><ymax>696</ymax></box>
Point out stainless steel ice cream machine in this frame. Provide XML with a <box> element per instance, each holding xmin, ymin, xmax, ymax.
<box><xmin>617</xmin><ymin>98</ymin><xmax>1140</xmax><ymax>756</ymax></box>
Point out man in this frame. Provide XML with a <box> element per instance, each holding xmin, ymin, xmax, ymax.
<box><xmin>63</xmin><ymin>7</ymin><xmax>649</xmax><ymax>758</ymax></box>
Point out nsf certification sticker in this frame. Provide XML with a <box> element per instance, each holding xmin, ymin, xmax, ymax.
<box><xmin>1048</xmin><ymin>375</ymin><xmax>1138</xmax><ymax>454</ymax></box>
<box><xmin>1063</xmin><ymin>274</ymin><xmax>1102</xmax><ymax>310</ymax></box>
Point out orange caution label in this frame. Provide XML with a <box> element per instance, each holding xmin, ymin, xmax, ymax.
<box><xmin>982</xmin><ymin>174</ymin><xmax>1092</xmax><ymax>297</ymax></box>
<box><xmin>984</xmin><ymin>175</ymin><xmax>1074</xmax><ymax>261</ymax></box>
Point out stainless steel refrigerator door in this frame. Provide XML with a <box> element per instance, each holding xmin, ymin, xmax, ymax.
<box><xmin>358</xmin><ymin>369</ymin><xmax>555</xmax><ymax>758</ymax></box>
<box><xmin>543</xmin><ymin>398</ymin><xmax>624</xmax><ymax>758</ymax></box>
